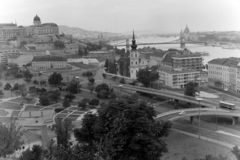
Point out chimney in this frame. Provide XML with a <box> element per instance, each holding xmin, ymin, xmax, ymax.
<box><xmin>41</xmin><ymin>125</ymin><xmax>48</xmax><ymax>149</ymax></box>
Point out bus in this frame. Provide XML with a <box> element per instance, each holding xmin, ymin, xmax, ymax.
<box><xmin>219</xmin><ymin>101</ymin><xmax>235</xmax><ymax>110</ymax></box>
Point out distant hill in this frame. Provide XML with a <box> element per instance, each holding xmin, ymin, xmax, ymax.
<box><xmin>59</xmin><ymin>25</ymin><xmax>123</xmax><ymax>39</ymax></box>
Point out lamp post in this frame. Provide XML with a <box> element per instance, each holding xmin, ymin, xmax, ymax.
<box><xmin>148</xmin><ymin>69</ymin><xmax>152</xmax><ymax>88</ymax></box>
<box><xmin>115</xmin><ymin>63</ymin><xmax>118</xmax><ymax>75</ymax></box>
<box><xmin>118</xmin><ymin>84</ymin><xmax>123</xmax><ymax>97</ymax></box>
<box><xmin>196</xmin><ymin>97</ymin><xmax>203</xmax><ymax>139</ymax></box>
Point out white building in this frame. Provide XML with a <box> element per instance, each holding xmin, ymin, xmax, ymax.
<box><xmin>67</xmin><ymin>58</ymin><xmax>100</xmax><ymax>66</ymax></box>
<box><xmin>129</xmin><ymin>32</ymin><xmax>158</xmax><ymax>79</ymax></box>
<box><xmin>32</xmin><ymin>56</ymin><xmax>67</xmax><ymax>70</ymax></box>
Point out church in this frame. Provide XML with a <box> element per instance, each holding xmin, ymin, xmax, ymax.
<box><xmin>24</xmin><ymin>15</ymin><xmax>59</xmax><ymax>36</ymax></box>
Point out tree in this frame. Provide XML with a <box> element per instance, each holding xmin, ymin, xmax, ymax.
<box><xmin>12</xmin><ymin>83</ymin><xmax>20</xmax><ymax>91</ymax></box>
<box><xmin>4</xmin><ymin>83</ymin><xmax>12</xmax><ymax>90</ymax></box>
<box><xmin>184</xmin><ymin>81</ymin><xmax>198</xmax><ymax>97</ymax></box>
<box><xmin>109</xmin><ymin>92</ymin><xmax>117</xmax><ymax>99</ymax></box>
<box><xmin>54</xmin><ymin>118</ymin><xmax>72</xmax><ymax>148</ymax></box>
<box><xmin>62</xmin><ymin>99</ymin><xmax>70</xmax><ymax>108</ymax></box>
<box><xmin>54</xmin><ymin>40</ymin><xmax>65</xmax><ymax>49</ymax></box>
<box><xmin>97</xmin><ymin>89</ymin><xmax>109</xmax><ymax>99</ymax></box>
<box><xmin>88</xmin><ymin>99</ymin><xmax>99</xmax><ymax>106</ymax></box>
<box><xmin>102</xmin><ymin>73</ymin><xmax>106</xmax><ymax>79</ymax></box>
<box><xmin>39</xmin><ymin>95</ymin><xmax>50</xmax><ymax>106</ymax></box>
<box><xmin>19</xmin><ymin>145</ymin><xmax>45</xmax><ymax>160</ymax></box>
<box><xmin>0</xmin><ymin>90</ymin><xmax>3</xmax><ymax>96</ymax></box>
<box><xmin>22</xmin><ymin>69</ymin><xmax>33</xmax><ymax>82</ymax></box>
<box><xmin>67</xmin><ymin>79</ymin><xmax>81</xmax><ymax>94</ymax></box>
<box><xmin>0</xmin><ymin>119</ymin><xmax>23</xmax><ymax>157</ymax></box>
<box><xmin>232</xmin><ymin>145</ymin><xmax>240</xmax><ymax>160</ymax></box>
<box><xmin>88</xmin><ymin>77</ymin><xmax>95</xmax><ymax>84</ymax></box>
<box><xmin>78</xmin><ymin>101</ymin><xmax>87</xmax><ymax>110</ymax></box>
<box><xmin>81</xmin><ymin>98</ymin><xmax>90</xmax><ymax>104</ymax></box>
<box><xmin>33</xmin><ymin>79</ymin><xmax>39</xmax><ymax>85</ymax></box>
<box><xmin>48</xmin><ymin>89</ymin><xmax>61</xmax><ymax>103</ymax></box>
<box><xmin>104</xmin><ymin>59</ymin><xmax>108</xmax><ymax>72</ymax></box>
<box><xmin>119</xmin><ymin>78</ymin><xmax>125</xmax><ymax>84</ymax></box>
<box><xmin>78</xmin><ymin>48</ymin><xmax>84</xmax><ymax>57</ymax></box>
<box><xmin>48</xmin><ymin>72</ymin><xmax>63</xmax><ymax>86</ymax></box>
<box><xmin>137</xmin><ymin>67</ymin><xmax>159</xmax><ymax>87</ymax></box>
<box><xmin>95</xmin><ymin>83</ymin><xmax>109</xmax><ymax>93</ymax></box>
<box><xmin>88</xmin><ymin>83</ymin><xmax>95</xmax><ymax>94</ymax></box>
<box><xmin>74</xmin><ymin>96</ymin><xmax>172</xmax><ymax>160</ymax></box>
<box><xmin>64</xmin><ymin>94</ymin><xmax>76</xmax><ymax>102</ymax></box>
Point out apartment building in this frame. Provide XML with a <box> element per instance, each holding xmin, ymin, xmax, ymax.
<box><xmin>208</xmin><ymin>57</ymin><xmax>240</xmax><ymax>92</ymax></box>
<box><xmin>158</xmin><ymin>48</ymin><xmax>203</xmax><ymax>89</ymax></box>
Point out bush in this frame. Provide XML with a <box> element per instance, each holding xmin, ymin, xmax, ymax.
<box><xmin>55</xmin><ymin>108</ymin><xmax>64</xmax><ymax>113</ymax></box>
<box><xmin>97</xmin><ymin>89</ymin><xmax>109</xmax><ymax>99</ymax></box>
<box><xmin>89</xmin><ymin>99</ymin><xmax>99</xmax><ymax>106</ymax></box>
<box><xmin>119</xmin><ymin>78</ymin><xmax>125</xmax><ymax>84</ymax></box>
<box><xmin>78</xmin><ymin>101</ymin><xmax>86</xmax><ymax>110</ymax></box>
<box><xmin>4</xmin><ymin>83</ymin><xmax>12</xmax><ymax>90</ymax></box>
<box><xmin>81</xmin><ymin>98</ymin><xmax>90</xmax><ymax>104</ymax></box>
<box><xmin>88</xmin><ymin>77</ymin><xmax>95</xmax><ymax>84</ymax></box>
<box><xmin>109</xmin><ymin>92</ymin><xmax>117</xmax><ymax>99</ymax></box>
<box><xmin>39</xmin><ymin>95</ymin><xmax>50</xmax><ymax>106</ymax></box>
<box><xmin>82</xmin><ymin>71</ymin><xmax>93</xmax><ymax>77</ymax></box>
<box><xmin>33</xmin><ymin>79</ymin><xmax>39</xmax><ymax>85</ymax></box>
<box><xmin>64</xmin><ymin>94</ymin><xmax>76</xmax><ymax>102</ymax></box>
<box><xmin>14</xmin><ymin>73</ymin><xmax>23</xmax><ymax>78</ymax></box>
<box><xmin>95</xmin><ymin>83</ymin><xmax>110</xmax><ymax>93</ymax></box>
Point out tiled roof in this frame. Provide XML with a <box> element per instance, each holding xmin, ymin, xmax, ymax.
<box><xmin>32</xmin><ymin>56</ymin><xmax>66</xmax><ymax>62</ymax></box>
<box><xmin>208</xmin><ymin>58</ymin><xmax>240</xmax><ymax>66</ymax></box>
<box><xmin>42</xmin><ymin>23</ymin><xmax>58</xmax><ymax>27</ymax></box>
<box><xmin>208</xmin><ymin>58</ymin><xmax>227</xmax><ymax>65</ymax></box>
<box><xmin>150</xmin><ymin>51</ymin><xmax>166</xmax><ymax>58</ymax></box>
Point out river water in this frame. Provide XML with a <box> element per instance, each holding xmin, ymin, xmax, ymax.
<box><xmin>111</xmin><ymin>36</ymin><xmax>240</xmax><ymax>64</ymax></box>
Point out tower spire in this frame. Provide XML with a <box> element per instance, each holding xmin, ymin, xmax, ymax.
<box><xmin>131</xmin><ymin>30</ymin><xmax>137</xmax><ymax>50</ymax></box>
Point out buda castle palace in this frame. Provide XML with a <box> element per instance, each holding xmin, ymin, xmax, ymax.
<box><xmin>0</xmin><ymin>15</ymin><xmax>59</xmax><ymax>42</ymax></box>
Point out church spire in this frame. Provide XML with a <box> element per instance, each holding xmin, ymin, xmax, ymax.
<box><xmin>131</xmin><ymin>30</ymin><xmax>137</xmax><ymax>50</ymax></box>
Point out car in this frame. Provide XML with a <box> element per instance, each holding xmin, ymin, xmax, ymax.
<box><xmin>179</xmin><ymin>111</ymin><xmax>186</xmax><ymax>116</ymax></box>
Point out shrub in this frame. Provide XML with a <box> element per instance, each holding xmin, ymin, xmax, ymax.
<box><xmin>78</xmin><ymin>101</ymin><xmax>86</xmax><ymax>110</ymax></box>
<box><xmin>82</xmin><ymin>71</ymin><xmax>93</xmax><ymax>77</ymax></box>
<box><xmin>89</xmin><ymin>99</ymin><xmax>99</xmax><ymax>106</ymax></box>
<box><xmin>97</xmin><ymin>90</ymin><xmax>109</xmax><ymax>99</ymax></box>
<box><xmin>120</xmin><ymin>78</ymin><xmax>125</xmax><ymax>84</ymax></box>
<box><xmin>64</xmin><ymin>94</ymin><xmax>76</xmax><ymax>102</ymax></box>
<box><xmin>39</xmin><ymin>95</ymin><xmax>50</xmax><ymax>106</ymax></box>
<box><xmin>81</xmin><ymin>98</ymin><xmax>90</xmax><ymax>104</ymax></box>
<box><xmin>109</xmin><ymin>92</ymin><xmax>117</xmax><ymax>99</ymax></box>
<box><xmin>4</xmin><ymin>83</ymin><xmax>12</xmax><ymax>90</ymax></box>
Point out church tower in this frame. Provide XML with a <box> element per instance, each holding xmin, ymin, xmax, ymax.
<box><xmin>130</xmin><ymin>31</ymin><xmax>140</xmax><ymax>79</ymax></box>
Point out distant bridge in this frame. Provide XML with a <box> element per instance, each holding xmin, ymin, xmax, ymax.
<box><xmin>110</xmin><ymin>39</ymin><xmax>208</xmax><ymax>48</ymax></box>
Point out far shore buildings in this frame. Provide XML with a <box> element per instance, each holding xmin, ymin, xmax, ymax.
<box><xmin>32</xmin><ymin>56</ymin><xmax>67</xmax><ymax>70</ymax></box>
<box><xmin>208</xmin><ymin>57</ymin><xmax>240</xmax><ymax>92</ymax></box>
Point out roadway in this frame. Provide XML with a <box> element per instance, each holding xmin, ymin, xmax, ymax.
<box><xmin>113</xmin><ymin>84</ymin><xmax>220</xmax><ymax>108</ymax></box>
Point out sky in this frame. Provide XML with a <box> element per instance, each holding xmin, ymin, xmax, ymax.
<box><xmin>0</xmin><ymin>0</ymin><xmax>240</xmax><ymax>33</ymax></box>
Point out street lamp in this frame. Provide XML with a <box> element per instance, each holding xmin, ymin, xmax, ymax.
<box><xmin>195</xmin><ymin>97</ymin><xmax>203</xmax><ymax>139</ymax></box>
<box><xmin>115</xmin><ymin>63</ymin><xmax>118</xmax><ymax>75</ymax></box>
<box><xmin>148</xmin><ymin>69</ymin><xmax>152</xmax><ymax>88</ymax></box>
<box><xmin>118</xmin><ymin>84</ymin><xmax>123</xmax><ymax>97</ymax></box>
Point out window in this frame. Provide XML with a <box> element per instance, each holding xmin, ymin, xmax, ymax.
<box><xmin>135</xmin><ymin>54</ymin><xmax>137</xmax><ymax>57</ymax></box>
<box><xmin>135</xmin><ymin>61</ymin><xmax>137</xmax><ymax>65</ymax></box>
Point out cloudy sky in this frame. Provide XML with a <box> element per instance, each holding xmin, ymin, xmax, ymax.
<box><xmin>1</xmin><ymin>0</ymin><xmax>240</xmax><ymax>33</ymax></box>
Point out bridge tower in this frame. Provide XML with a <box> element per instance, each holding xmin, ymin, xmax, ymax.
<box><xmin>180</xmin><ymin>29</ymin><xmax>185</xmax><ymax>48</ymax></box>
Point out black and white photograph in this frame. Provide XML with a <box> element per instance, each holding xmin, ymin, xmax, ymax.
<box><xmin>0</xmin><ymin>0</ymin><xmax>240</xmax><ymax>159</ymax></box>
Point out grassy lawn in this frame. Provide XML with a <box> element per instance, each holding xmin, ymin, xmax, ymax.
<box><xmin>0</xmin><ymin>102</ymin><xmax>21</xmax><ymax>110</ymax></box>
<box><xmin>9</xmin><ymin>97</ymin><xmax>37</xmax><ymax>104</ymax></box>
<box><xmin>0</xmin><ymin>109</ymin><xmax>7</xmax><ymax>116</ymax></box>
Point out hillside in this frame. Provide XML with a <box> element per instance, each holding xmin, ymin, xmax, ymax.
<box><xmin>59</xmin><ymin>25</ymin><xmax>123</xmax><ymax>39</ymax></box>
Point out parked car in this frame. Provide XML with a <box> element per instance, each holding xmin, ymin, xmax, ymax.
<box><xmin>179</xmin><ymin>111</ymin><xmax>186</xmax><ymax>116</ymax></box>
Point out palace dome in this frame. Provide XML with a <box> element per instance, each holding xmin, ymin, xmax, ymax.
<box><xmin>34</xmin><ymin>15</ymin><xmax>41</xmax><ymax>22</ymax></box>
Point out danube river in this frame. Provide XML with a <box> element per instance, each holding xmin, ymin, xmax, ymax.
<box><xmin>111</xmin><ymin>36</ymin><xmax>240</xmax><ymax>64</ymax></box>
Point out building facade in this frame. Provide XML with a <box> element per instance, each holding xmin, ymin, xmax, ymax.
<box><xmin>208</xmin><ymin>57</ymin><xmax>240</xmax><ymax>92</ymax></box>
<box><xmin>32</xmin><ymin>56</ymin><xmax>67</xmax><ymax>70</ymax></box>
<box><xmin>158</xmin><ymin>48</ymin><xmax>203</xmax><ymax>89</ymax></box>
<box><xmin>0</xmin><ymin>23</ymin><xmax>25</xmax><ymax>41</ymax></box>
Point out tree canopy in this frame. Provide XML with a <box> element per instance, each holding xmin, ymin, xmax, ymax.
<box><xmin>137</xmin><ymin>67</ymin><xmax>160</xmax><ymax>87</ymax></box>
<box><xmin>22</xmin><ymin>69</ymin><xmax>33</xmax><ymax>82</ymax></box>
<box><xmin>48</xmin><ymin>72</ymin><xmax>63</xmax><ymax>85</ymax></box>
<box><xmin>74</xmin><ymin>95</ymin><xmax>172</xmax><ymax>160</ymax></box>
<box><xmin>184</xmin><ymin>81</ymin><xmax>198</xmax><ymax>97</ymax></box>
<box><xmin>0</xmin><ymin>119</ymin><xmax>23</xmax><ymax>157</ymax></box>
<box><xmin>54</xmin><ymin>40</ymin><xmax>65</xmax><ymax>49</ymax></box>
<box><xmin>67</xmin><ymin>79</ymin><xmax>81</xmax><ymax>94</ymax></box>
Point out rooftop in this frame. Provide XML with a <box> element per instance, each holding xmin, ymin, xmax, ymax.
<box><xmin>32</xmin><ymin>56</ymin><xmax>67</xmax><ymax>62</ymax></box>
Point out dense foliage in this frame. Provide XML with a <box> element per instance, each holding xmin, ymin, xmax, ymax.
<box><xmin>137</xmin><ymin>67</ymin><xmax>160</xmax><ymax>87</ymax></box>
<box><xmin>48</xmin><ymin>72</ymin><xmax>63</xmax><ymax>85</ymax></box>
<box><xmin>184</xmin><ymin>81</ymin><xmax>198</xmax><ymax>97</ymax></box>
<box><xmin>74</xmin><ymin>95</ymin><xmax>172</xmax><ymax>160</ymax></box>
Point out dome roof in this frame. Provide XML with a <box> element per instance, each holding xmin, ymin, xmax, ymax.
<box><xmin>34</xmin><ymin>15</ymin><xmax>41</xmax><ymax>22</ymax></box>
